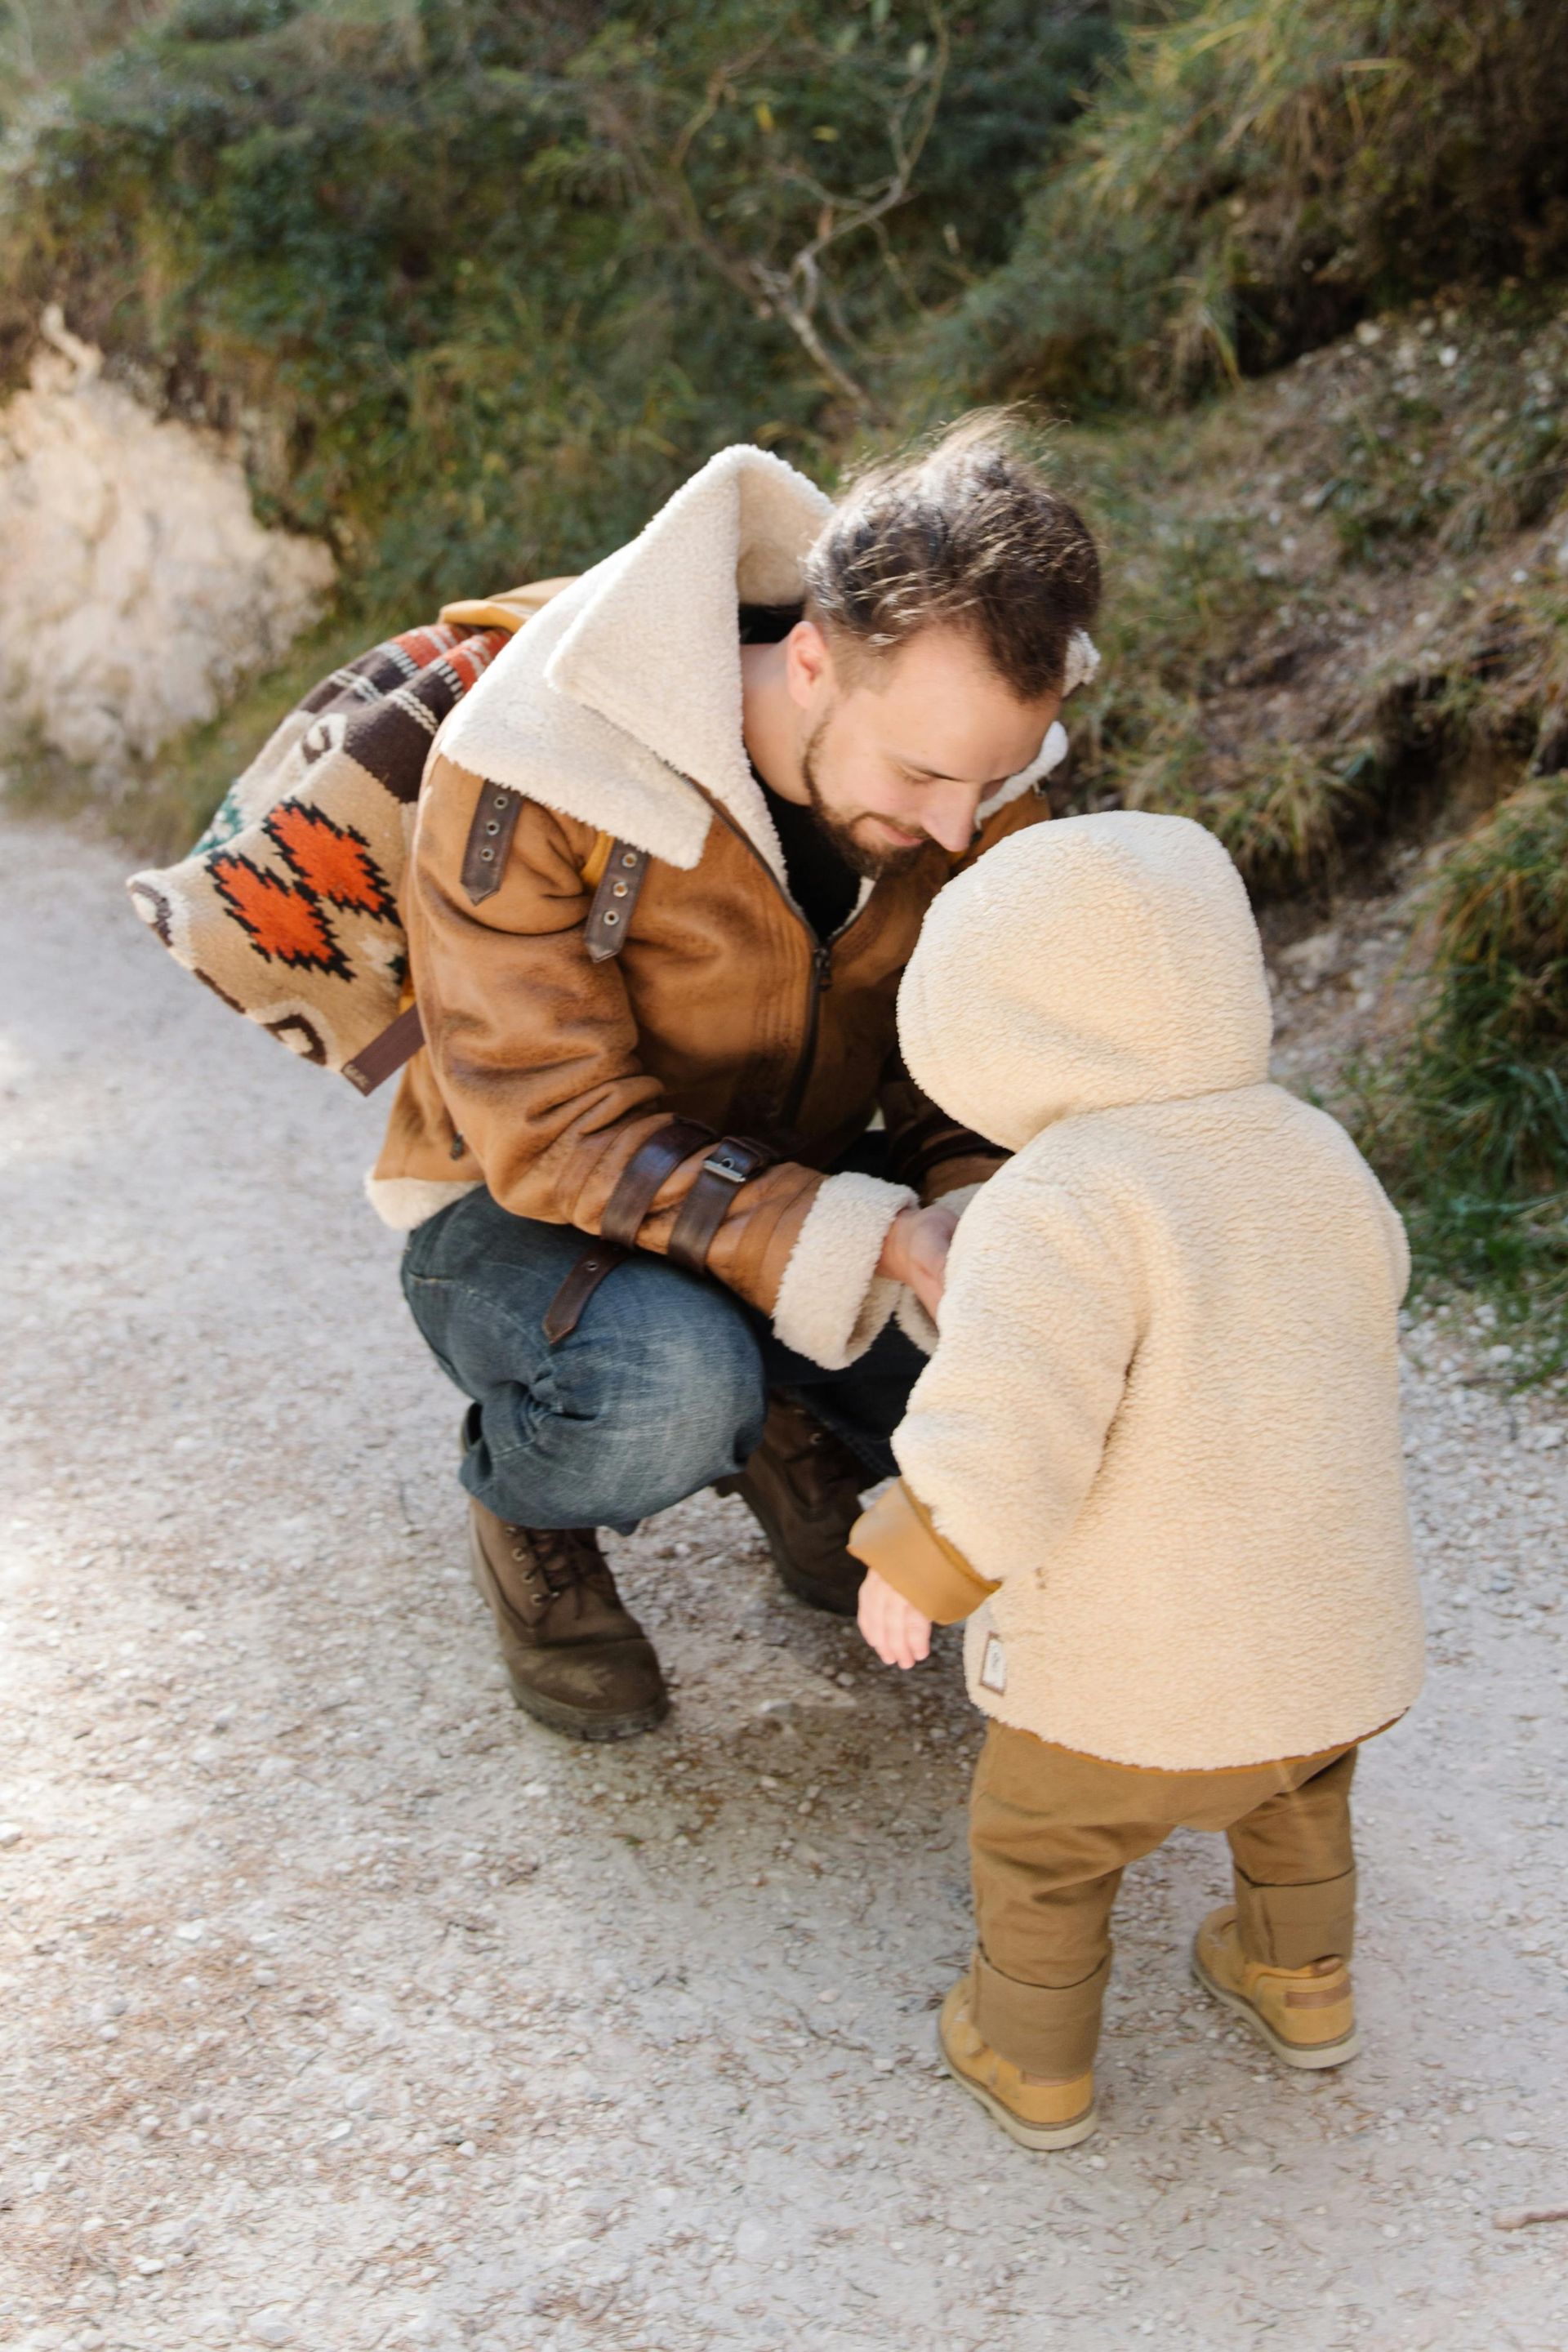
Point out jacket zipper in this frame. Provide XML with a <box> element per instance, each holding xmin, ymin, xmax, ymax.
<box><xmin>697</xmin><ymin>790</ymin><xmax>867</xmax><ymax>1133</ymax></box>
<box><xmin>781</xmin><ymin>939</ymin><xmax>835</xmax><ymax>1130</ymax></box>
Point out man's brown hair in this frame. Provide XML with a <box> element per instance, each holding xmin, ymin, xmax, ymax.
<box><xmin>804</xmin><ymin>411</ymin><xmax>1100</xmax><ymax>701</ymax></box>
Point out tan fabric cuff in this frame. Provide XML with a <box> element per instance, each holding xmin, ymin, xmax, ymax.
<box><xmin>970</xmin><ymin>1946</ymin><xmax>1110</xmax><ymax>2078</ymax></box>
<box><xmin>847</xmin><ymin>1479</ymin><xmax>998</xmax><ymax>1624</ymax></box>
<box><xmin>1232</xmin><ymin>1865</ymin><xmax>1357</xmax><ymax>1967</ymax></box>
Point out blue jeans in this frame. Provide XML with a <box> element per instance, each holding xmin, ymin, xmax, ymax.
<box><xmin>400</xmin><ymin>1184</ymin><xmax>926</xmax><ymax>1533</ymax></box>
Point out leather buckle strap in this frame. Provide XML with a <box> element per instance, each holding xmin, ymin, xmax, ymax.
<box><xmin>542</xmin><ymin>1238</ymin><xmax>629</xmax><ymax>1347</ymax></box>
<box><xmin>585</xmin><ymin>840</ymin><xmax>649</xmax><ymax>963</ymax></box>
<box><xmin>462</xmin><ymin>782</ymin><xmax>523</xmax><ymax>904</ymax></box>
<box><xmin>341</xmin><ymin>1001</ymin><xmax>425</xmax><ymax>1096</ymax></box>
<box><xmin>599</xmin><ymin>1117</ymin><xmax>714</xmax><ymax>1252</ymax></box>
<box><xmin>667</xmin><ymin>1135</ymin><xmax>777</xmax><ymax>1276</ymax></box>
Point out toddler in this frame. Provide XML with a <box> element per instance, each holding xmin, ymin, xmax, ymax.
<box><xmin>850</xmin><ymin>811</ymin><xmax>1423</xmax><ymax>2149</ymax></box>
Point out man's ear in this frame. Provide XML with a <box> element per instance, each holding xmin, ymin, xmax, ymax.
<box><xmin>784</xmin><ymin>617</ymin><xmax>834</xmax><ymax>712</ymax></box>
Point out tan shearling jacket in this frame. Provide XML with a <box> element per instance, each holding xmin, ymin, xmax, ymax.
<box><xmin>850</xmin><ymin>813</ymin><xmax>1425</xmax><ymax>1770</ymax></box>
<box><xmin>369</xmin><ymin>446</ymin><xmax>1061</xmax><ymax>1369</ymax></box>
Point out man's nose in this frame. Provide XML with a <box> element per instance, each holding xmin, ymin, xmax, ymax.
<box><xmin>923</xmin><ymin>786</ymin><xmax>985</xmax><ymax>855</ymax></box>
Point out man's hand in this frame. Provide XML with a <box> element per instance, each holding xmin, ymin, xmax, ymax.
<box><xmin>876</xmin><ymin>1201</ymin><xmax>956</xmax><ymax>1321</ymax></box>
<box><xmin>857</xmin><ymin>1566</ymin><xmax>933</xmax><ymax>1671</ymax></box>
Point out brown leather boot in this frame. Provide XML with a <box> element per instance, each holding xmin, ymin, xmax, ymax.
<box><xmin>715</xmin><ymin>1390</ymin><xmax>869</xmax><ymax>1616</ymax></box>
<box><xmin>467</xmin><ymin>1501</ymin><xmax>669</xmax><ymax>1742</ymax></box>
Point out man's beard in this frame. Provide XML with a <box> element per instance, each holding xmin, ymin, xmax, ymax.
<box><xmin>800</xmin><ymin>715</ymin><xmax>935</xmax><ymax>881</ymax></box>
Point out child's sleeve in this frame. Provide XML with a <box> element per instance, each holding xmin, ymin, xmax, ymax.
<box><xmin>849</xmin><ymin>1175</ymin><xmax>1138</xmax><ymax>1620</ymax></box>
<box><xmin>1371</xmin><ymin>1176</ymin><xmax>1411</xmax><ymax>1306</ymax></box>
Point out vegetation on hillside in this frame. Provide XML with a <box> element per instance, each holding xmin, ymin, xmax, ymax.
<box><xmin>0</xmin><ymin>0</ymin><xmax>1114</xmax><ymax>595</ymax></box>
<box><xmin>2</xmin><ymin>0</ymin><xmax>1566</xmax><ymax>1334</ymax></box>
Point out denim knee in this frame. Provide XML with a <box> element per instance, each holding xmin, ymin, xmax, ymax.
<box><xmin>469</xmin><ymin>1260</ymin><xmax>768</xmax><ymax>1533</ymax></box>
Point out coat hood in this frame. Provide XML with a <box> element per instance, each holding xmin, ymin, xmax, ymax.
<box><xmin>898</xmin><ymin>811</ymin><xmax>1272</xmax><ymax>1152</ymax></box>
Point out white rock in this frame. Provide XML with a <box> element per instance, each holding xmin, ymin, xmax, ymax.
<box><xmin>0</xmin><ymin>310</ymin><xmax>333</xmax><ymax>783</ymax></box>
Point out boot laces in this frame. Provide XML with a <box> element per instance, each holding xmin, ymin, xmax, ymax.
<box><xmin>507</xmin><ymin>1524</ymin><xmax>605</xmax><ymax>1601</ymax></box>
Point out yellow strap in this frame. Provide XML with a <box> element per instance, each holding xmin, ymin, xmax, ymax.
<box><xmin>437</xmin><ymin>576</ymin><xmax>578</xmax><ymax>634</ymax></box>
<box><xmin>579</xmin><ymin>831</ymin><xmax>614</xmax><ymax>891</ymax></box>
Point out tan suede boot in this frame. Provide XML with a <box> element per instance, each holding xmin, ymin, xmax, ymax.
<box><xmin>715</xmin><ymin>1390</ymin><xmax>868</xmax><ymax>1616</ymax></box>
<box><xmin>467</xmin><ymin>1501</ymin><xmax>668</xmax><ymax>1743</ymax></box>
<box><xmin>937</xmin><ymin>1980</ymin><xmax>1098</xmax><ymax>2151</ymax></box>
<box><xmin>1192</xmin><ymin>1904</ymin><xmax>1361</xmax><ymax>2068</ymax></box>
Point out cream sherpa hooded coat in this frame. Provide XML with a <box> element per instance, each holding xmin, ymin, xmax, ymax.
<box><xmin>849</xmin><ymin>811</ymin><xmax>1425</xmax><ymax>1771</ymax></box>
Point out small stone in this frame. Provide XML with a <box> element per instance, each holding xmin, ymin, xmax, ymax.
<box><xmin>173</xmin><ymin>1919</ymin><xmax>206</xmax><ymax>1941</ymax></box>
<box><xmin>0</xmin><ymin>1825</ymin><xmax>23</xmax><ymax>1848</ymax></box>
<box><xmin>250</xmin><ymin>2317</ymin><xmax>293</xmax><ymax>2349</ymax></box>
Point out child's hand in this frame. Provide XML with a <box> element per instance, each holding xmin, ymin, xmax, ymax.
<box><xmin>857</xmin><ymin>1567</ymin><xmax>933</xmax><ymax>1671</ymax></box>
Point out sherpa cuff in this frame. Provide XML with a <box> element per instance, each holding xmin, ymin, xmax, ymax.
<box><xmin>363</xmin><ymin>1173</ymin><xmax>481</xmax><ymax>1232</ymax></box>
<box><xmin>769</xmin><ymin>1169</ymin><xmax>915</xmax><ymax>1370</ymax></box>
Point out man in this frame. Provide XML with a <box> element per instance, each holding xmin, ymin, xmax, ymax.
<box><xmin>372</xmin><ymin>414</ymin><xmax>1101</xmax><ymax>1740</ymax></box>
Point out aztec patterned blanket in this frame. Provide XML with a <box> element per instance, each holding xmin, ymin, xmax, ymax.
<box><xmin>127</xmin><ymin>591</ymin><xmax>550</xmax><ymax>1093</ymax></box>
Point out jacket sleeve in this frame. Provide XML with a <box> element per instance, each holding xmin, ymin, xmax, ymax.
<box><xmin>1371</xmin><ymin>1177</ymin><xmax>1411</xmax><ymax>1306</ymax></box>
<box><xmin>879</xmin><ymin>1171</ymin><xmax>1141</xmax><ymax>1592</ymax></box>
<box><xmin>405</xmin><ymin>760</ymin><xmax>906</xmax><ymax>1338</ymax></box>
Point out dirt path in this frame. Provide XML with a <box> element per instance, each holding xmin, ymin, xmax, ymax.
<box><xmin>2</xmin><ymin>811</ymin><xmax>1566</xmax><ymax>2352</ymax></box>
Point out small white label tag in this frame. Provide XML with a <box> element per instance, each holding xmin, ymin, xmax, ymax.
<box><xmin>979</xmin><ymin>1633</ymin><xmax>1007</xmax><ymax>1694</ymax></box>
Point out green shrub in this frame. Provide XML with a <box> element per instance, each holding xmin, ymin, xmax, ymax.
<box><xmin>911</xmin><ymin>0</ymin><xmax>1568</xmax><ymax>411</ymax></box>
<box><xmin>1410</xmin><ymin>779</ymin><xmax>1568</xmax><ymax>1191</ymax></box>
<box><xmin>0</xmin><ymin>0</ymin><xmax>1112</xmax><ymax>604</ymax></box>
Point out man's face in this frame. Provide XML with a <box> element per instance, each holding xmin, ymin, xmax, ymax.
<box><xmin>784</xmin><ymin>618</ymin><xmax>1062</xmax><ymax>876</ymax></box>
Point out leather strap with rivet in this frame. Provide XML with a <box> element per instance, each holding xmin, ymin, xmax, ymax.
<box><xmin>541</xmin><ymin>1238</ymin><xmax>629</xmax><ymax>1347</ymax></box>
<box><xmin>585</xmin><ymin>840</ymin><xmax>649</xmax><ymax>962</ymax></box>
<box><xmin>667</xmin><ymin>1135</ymin><xmax>777</xmax><ymax>1276</ymax></box>
<box><xmin>341</xmin><ymin>1001</ymin><xmax>426</xmax><ymax>1096</ymax></box>
<box><xmin>461</xmin><ymin>782</ymin><xmax>523</xmax><ymax>904</ymax></box>
<box><xmin>598</xmin><ymin>1118</ymin><xmax>715</xmax><ymax>1252</ymax></box>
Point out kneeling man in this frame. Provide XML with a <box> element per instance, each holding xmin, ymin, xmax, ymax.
<box><xmin>377</xmin><ymin>415</ymin><xmax>1100</xmax><ymax>1738</ymax></box>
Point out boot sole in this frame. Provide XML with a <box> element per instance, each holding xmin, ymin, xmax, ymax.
<box><xmin>467</xmin><ymin>1522</ymin><xmax>669</xmax><ymax>1744</ymax></box>
<box><xmin>1191</xmin><ymin>1948</ymin><xmax>1361</xmax><ymax>2069</ymax></box>
<box><xmin>937</xmin><ymin>2018</ymin><xmax>1098</xmax><ymax>2151</ymax></box>
<box><xmin>712</xmin><ymin>1475</ymin><xmax>862</xmax><ymax>1618</ymax></box>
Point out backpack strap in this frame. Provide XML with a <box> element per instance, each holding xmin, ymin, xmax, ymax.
<box><xmin>344</xmin><ymin>828</ymin><xmax>645</xmax><ymax>1094</ymax></box>
<box><xmin>343</xmin><ymin>1003</ymin><xmax>427</xmax><ymax>1098</ymax></box>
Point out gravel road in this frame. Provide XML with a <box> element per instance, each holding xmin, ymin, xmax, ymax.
<box><xmin>3</xmin><ymin>811</ymin><xmax>1566</xmax><ymax>2352</ymax></box>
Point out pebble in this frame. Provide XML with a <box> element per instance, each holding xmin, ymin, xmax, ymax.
<box><xmin>0</xmin><ymin>1824</ymin><xmax>23</xmax><ymax>1847</ymax></box>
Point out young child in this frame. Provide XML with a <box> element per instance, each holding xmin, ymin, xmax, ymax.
<box><xmin>849</xmin><ymin>811</ymin><xmax>1423</xmax><ymax>2151</ymax></box>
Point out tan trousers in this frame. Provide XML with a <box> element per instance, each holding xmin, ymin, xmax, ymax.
<box><xmin>969</xmin><ymin>1722</ymin><xmax>1359</xmax><ymax>2078</ymax></box>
